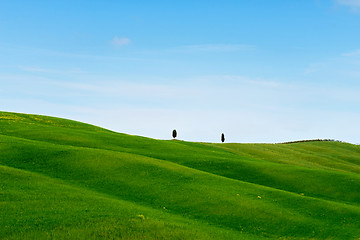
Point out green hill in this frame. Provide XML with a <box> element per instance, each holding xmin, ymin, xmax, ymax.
<box><xmin>1</xmin><ymin>111</ymin><xmax>359</xmax><ymax>239</ymax></box>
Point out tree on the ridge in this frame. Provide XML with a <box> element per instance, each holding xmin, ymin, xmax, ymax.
<box><xmin>172</xmin><ymin>129</ymin><xmax>177</xmax><ymax>139</ymax></box>
<box><xmin>221</xmin><ymin>133</ymin><xmax>225</xmax><ymax>143</ymax></box>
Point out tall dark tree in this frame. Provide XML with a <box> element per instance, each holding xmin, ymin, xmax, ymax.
<box><xmin>172</xmin><ymin>129</ymin><xmax>177</xmax><ymax>139</ymax></box>
<box><xmin>221</xmin><ymin>133</ymin><xmax>225</xmax><ymax>143</ymax></box>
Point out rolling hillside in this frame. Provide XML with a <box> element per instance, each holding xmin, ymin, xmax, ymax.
<box><xmin>0</xmin><ymin>111</ymin><xmax>359</xmax><ymax>239</ymax></box>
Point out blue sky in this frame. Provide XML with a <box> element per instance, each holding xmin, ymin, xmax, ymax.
<box><xmin>1</xmin><ymin>0</ymin><xmax>360</xmax><ymax>143</ymax></box>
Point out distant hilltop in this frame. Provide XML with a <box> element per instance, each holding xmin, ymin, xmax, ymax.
<box><xmin>280</xmin><ymin>139</ymin><xmax>346</xmax><ymax>144</ymax></box>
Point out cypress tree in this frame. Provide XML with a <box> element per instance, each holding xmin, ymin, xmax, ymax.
<box><xmin>221</xmin><ymin>133</ymin><xmax>225</xmax><ymax>143</ymax></box>
<box><xmin>172</xmin><ymin>129</ymin><xmax>177</xmax><ymax>139</ymax></box>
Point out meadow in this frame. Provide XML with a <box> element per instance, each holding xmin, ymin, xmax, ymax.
<box><xmin>0</xmin><ymin>111</ymin><xmax>359</xmax><ymax>239</ymax></box>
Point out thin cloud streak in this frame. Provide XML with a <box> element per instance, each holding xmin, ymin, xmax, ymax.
<box><xmin>136</xmin><ymin>44</ymin><xmax>254</xmax><ymax>55</ymax></box>
<box><xmin>170</xmin><ymin>44</ymin><xmax>254</xmax><ymax>53</ymax></box>
<box><xmin>19</xmin><ymin>66</ymin><xmax>87</xmax><ymax>74</ymax></box>
<box><xmin>0</xmin><ymin>45</ymin><xmax>139</xmax><ymax>62</ymax></box>
<box><xmin>111</xmin><ymin>36</ymin><xmax>131</xmax><ymax>47</ymax></box>
<box><xmin>342</xmin><ymin>49</ymin><xmax>360</xmax><ymax>56</ymax></box>
<box><xmin>336</xmin><ymin>0</ymin><xmax>360</xmax><ymax>7</ymax></box>
<box><xmin>335</xmin><ymin>0</ymin><xmax>360</xmax><ymax>11</ymax></box>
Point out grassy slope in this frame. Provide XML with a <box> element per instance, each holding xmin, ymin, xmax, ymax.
<box><xmin>0</xmin><ymin>111</ymin><xmax>359</xmax><ymax>239</ymax></box>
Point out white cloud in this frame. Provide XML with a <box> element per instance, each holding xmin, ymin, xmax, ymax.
<box><xmin>336</xmin><ymin>0</ymin><xmax>360</xmax><ymax>6</ymax></box>
<box><xmin>111</xmin><ymin>36</ymin><xmax>131</xmax><ymax>47</ymax></box>
<box><xmin>335</xmin><ymin>0</ymin><xmax>360</xmax><ymax>11</ymax></box>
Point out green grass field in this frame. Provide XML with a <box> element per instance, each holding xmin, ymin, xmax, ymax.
<box><xmin>0</xmin><ymin>111</ymin><xmax>359</xmax><ymax>239</ymax></box>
